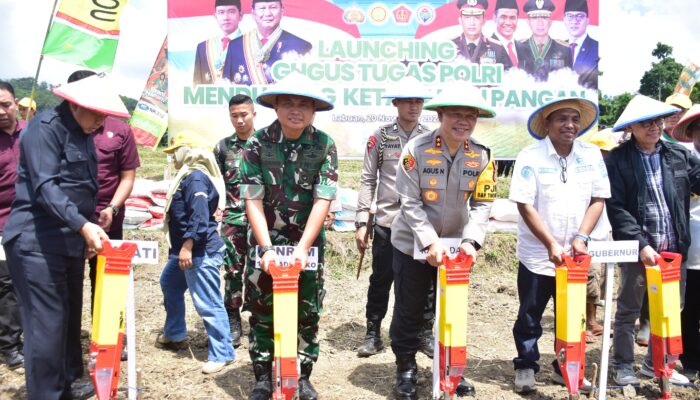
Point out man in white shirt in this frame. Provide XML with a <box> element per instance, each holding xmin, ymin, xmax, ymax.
<box><xmin>509</xmin><ymin>97</ymin><xmax>609</xmax><ymax>393</ymax></box>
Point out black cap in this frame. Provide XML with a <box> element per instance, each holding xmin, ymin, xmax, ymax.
<box><xmin>457</xmin><ymin>0</ymin><xmax>489</xmax><ymax>15</ymax></box>
<box><xmin>523</xmin><ymin>0</ymin><xmax>555</xmax><ymax>16</ymax></box>
<box><xmin>564</xmin><ymin>0</ymin><xmax>588</xmax><ymax>14</ymax></box>
<box><xmin>495</xmin><ymin>0</ymin><xmax>518</xmax><ymax>10</ymax></box>
<box><xmin>215</xmin><ymin>0</ymin><xmax>241</xmax><ymax>8</ymax></box>
<box><xmin>252</xmin><ymin>0</ymin><xmax>282</xmax><ymax>5</ymax></box>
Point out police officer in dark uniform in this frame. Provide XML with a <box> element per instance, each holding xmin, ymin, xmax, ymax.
<box><xmin>1</xmin><ymin>74</ymin><xmax>127</xmax><ymax>400</ymax></box>
<box><xmin>452</xmin><ymin>0</ymin><xmax>512</xmax><ymax>69</ymax></box>
<box><xmin>516</xmin><ymin>0</ymin><xmax>572</xmax><ymax>81</ymax></box>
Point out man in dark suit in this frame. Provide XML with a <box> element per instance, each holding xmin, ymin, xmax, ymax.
<box><xmin>563</xmin><ymin>0</ymin><xmax>599</xmax><ymax>89</ymax></box>
<box><xmin>517</xmin><ymin>0</ymin><xmax>572</xmax><ymax>82</ymax></box>
<box><xmin>193</xmin><ymin>0</ymin><xmax>243</xmax><ymax>86</ymax></box>
<box><xmin>222</xmin><ymin>0</ymin><xmax>312</xmax><ymax>85</ymax></box>
<box><xmin>451</xmin><ymin>0</ymin><xmax>512</xmax><ymax>69</ymax></box>
<box><xmin>491</xmin><ymin>0</ymin><xmax>520</xmax><ymax>68</ymax></box>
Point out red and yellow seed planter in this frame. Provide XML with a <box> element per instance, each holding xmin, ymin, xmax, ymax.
<box><xmin>269</xmin><ymin>260</ymin><xmax>303</xmax><ymax>400</ymax></box>
<box><xmin>555</xmin><ymin>254</ymin><xmax>590</xmax><ymax>397</ymax></box>
<box><xmin>89</xmin><ymin>241</ymin><xmax>137</xmax><ymax>400</ymax></box>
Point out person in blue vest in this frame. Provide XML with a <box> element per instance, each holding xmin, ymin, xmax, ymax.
<box><xmin>222</xmin><ymin>0</ymin><xmax>312</xmax><ymax>85</ymax></box>
<box><xmin>193</xmin><ymin>0</ymin><xmax>243</xmax><ymax>86</ymax></box>
<box><xmin>563</xmin><ymin>0</ymin><xmax>599</xmax><ymax>89</ymax></box>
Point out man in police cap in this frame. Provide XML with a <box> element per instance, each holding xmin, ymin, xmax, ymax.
<box><xmin>491</xmin><ymin>0</ymin><xmax>521</xmax><ymax>68</ymax></box>
<box><xmin>355</xmin><ymin>76</ymin><xmax>433</xmax><ymax>358</ymax></box>
<box><xmin>389</xmin><ymin>83</ymin><xmax>498</xmax><ymax>399</ymax></box>
<box><xmin>2</xmin><ymin>73</ymin><xmax>126</xmax><ymax>399</ymax></box>
<box><xmin>452</xmin><ymin>0</ymin><xmax>512</xmax><ymax>68</ymax></box>
<box><xmin>517</xmin><ymin>0</ymin><xmax>572</xmax><ymax>81</ymax></box>
<box><xmin>563</xmin><ymin>0</ymin><xmax>599</xmax><ymax>89</ymax></box>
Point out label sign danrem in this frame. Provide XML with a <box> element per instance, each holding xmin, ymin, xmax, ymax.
<box><xmin>255</xmin><ymin>246</ymin><xmax>320</xmax><ymax>271</ymax></box>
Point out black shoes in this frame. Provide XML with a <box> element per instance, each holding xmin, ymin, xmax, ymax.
<box><xmin>69</xmin><ymin>381</ymin><xmax>96</xmax><ymax>400</ymax></box>
<box><xmin>394</xmin><ymin>354</ymin><xmax>418</xmax><ymax>400</ymax></box>
<box><xmin>248</xmin><ymin>362</ymin><xmax>272</xmax><ymax>400</ymax></box>
<box><xmin>456</xmin><ymin>376</ymin><xmax>476</xmax><ymax>397</ymax></box>
<box><xmin>3</xmin><ymin>350</ymin><xmax>24</xmax><ymax>370</ymax></box>
<box><xmin>298</xmin><ymin>364</ymin><xmax>318</xmax><ymax>400</ymax></box>
<box><xmin>357</xmin><ymin>319</ymin><xmax>384</xmax><ymax>357</ymax></box>
<box><xmin>228</xmin><ymin>308</ymin><xmax>242</xmax><ymax>348</ymax></box>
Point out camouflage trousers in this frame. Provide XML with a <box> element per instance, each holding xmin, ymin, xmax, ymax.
<box><xmin>243</xmin><ymin>231</ymin><xmax>326</xmax><ymax>367</ymax></box>
<box><xmin>222</xmin><ymin>223</ymin><xmax>248</xmax><ymax>310</ymax></box>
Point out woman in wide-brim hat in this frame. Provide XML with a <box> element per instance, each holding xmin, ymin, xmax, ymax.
<box><xmin>527</xmin><ymin>97</ymin><xmax>599</xmax><ymax>140</ymax></box>
<box><xmin>672</xmin><ymin>103</ymin><xmax>700</xmax><ymax>148</ymax></box>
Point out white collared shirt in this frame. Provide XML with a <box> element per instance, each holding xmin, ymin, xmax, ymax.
<box><xmin>494</xmin><ymin>32</ymin><xmax>518</xmax><ymax>62</ymax></box>
<box><xmin>567</xmin><ymin>34</ymin><xmax>586</xmax><ymax>62</ymax></box>
<box><xmin>509</xmin><ymin>136</ymin><xmax>611</xmax><ymax>276</ymax></box>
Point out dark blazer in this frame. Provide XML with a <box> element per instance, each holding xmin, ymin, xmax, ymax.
<box><xmin>222</xmin><ymin>30</ymin><xmax>312</xmax><ymax>85</ymax></box>
<box><xmin>605</xmin><ymin>138</ymin><xmax>700</xmax><ymax>259</ymax></box>
<box><xmin>517</xmin><ymin>36</ymin><xmax>572</xmax><ymax>81</ymax></box>
<box><xmin>452</xmin><ymin>34</ymin><xmax>512</xmax><ymax>69</ymax></box>
<box><xmin>193</xmin><ymin>40</ymin><xmax>215</xmax><ymax>85</ymax></box>
<box><xmin>571</xmin><ymin>34</ymin><xmax>599</xmax><ymax>89</ymax></box>
<box><xmin>2</xmin><ymin>102</ymin><xmax>98</xmax><ymax>258</ymax></box>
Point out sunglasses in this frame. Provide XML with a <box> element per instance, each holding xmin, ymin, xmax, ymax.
<box><xmin>638</xmin><ymin>118</ymin><xmax>664</xmax><ymax>129</ymax></box>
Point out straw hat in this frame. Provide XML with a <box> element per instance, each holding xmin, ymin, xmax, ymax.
<box><xmin>256</xmin><ymin>71</ymin><xmax>334</xmax><ymax>111</ymax></box>
<box><xmin>527</xmin><ymin>97</ymin><xmax>598</xmax><ymax>139</ymax></box>
<box><xmin>586</xmin><ymin>128</ymin><xmax>617</xmax><ymax>151</ymax></box>
<box><xmin>52</xmin><ymin>73</ymin><xmax>129</xmax><ymax>119</ymax></box>
<box><xmin>665</xmin><ymin>92</ymin><xmax>692</xmax><ymax>110</ymax></box>
<box><xmin>672</xmin><ymin>104</ymin><xmax>700</xmax><ymax>142</ymax></box>
<box><xmin>381</xmin><ymin>75</ymin><xmax>432</xmax><ymax>100</ymax></box>
<box><xmin>18</xmin><ymin>97</ymin><xmax>36</xmax><ymax>111</ymax></box>
<box><xmin>423</xmin><ymin>83</ymin><xmax>495</xmax><ymax>118</ymax></box>
<box><xmin>612</xmin><ymin>94</ymin><xmax>680</xmax><ymax>132</ymax></box>
<box><xmin>163</xmin><ymin>131</ymin><xmax>213</xmax><ymax>153</ymax></box>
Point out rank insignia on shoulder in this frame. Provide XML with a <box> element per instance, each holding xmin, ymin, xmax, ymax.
<box><xmin>402</xmin><ymin>154</ymin><xmax>416</xmax><ymax>172</ymax></box>
<box><xmin>435</xmin><ymin>136</ymin><xmax>443</xmax><ymax>148</ymax></box>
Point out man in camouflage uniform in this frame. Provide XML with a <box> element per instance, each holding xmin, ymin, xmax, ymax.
<box><xmin>240</xmin><ymin>72</ymin><xmax>337</xmax><ymax>400</ymax></box>
<box><xmin>390</xmin><ymin>84</ymin><xmax>497</xmax><ymax>399</ymax></box>
<box><xmin>516</xmin><ymin>0</ymin><xmax>572</xmax><ymax>81</ymax></box>
<box><xmin>355</xmin><ymin>76</ymin><xmax>434</xmax><ymax>358</ymax></box>
<box><xmin>214</xmin><ymin>94</ymin><xmax>256</xmax><ymax>347</ymax></box>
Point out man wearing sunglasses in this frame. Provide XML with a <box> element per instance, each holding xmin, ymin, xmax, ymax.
<box><xmin>605</xmin><ymin>94</ymin><xmax>700</xmax><ymax>386</ymax></box>
<box><xmin>509</xmin><ymin>97</ymin><xmax>608</xmax><ymax>393</ymax></box>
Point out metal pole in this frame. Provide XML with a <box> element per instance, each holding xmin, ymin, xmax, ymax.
<box><xmin>598</xmin><ymin>262</ymin><xmax>615</xmax><ymax>400</ymax></box>
<box><xmin>127</xmin><ymin>267</ymin><xmax>137</xmax><ymax>399</ymax></box>
<box><xmin>29</xmin><ymin>0</ymin><xmax>61</xmax><ymax>107</ymax></box>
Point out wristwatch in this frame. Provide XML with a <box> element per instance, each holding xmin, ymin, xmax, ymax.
<box><xmin>354</xmin><ymin>221</ymin><xmax>367</xmax><ymax>229</ymax></box>
<box><xmin>258</xmin><ymin>245</ymin><xmax>275</xmax><ymax>257</ymax></box>
<box><xmin>461</xmin><ymin>238</ymin><xmax>480</xmax><ymax>250</ymax></box>
<box><xmin>107</xmin><ymin>204</ymin><xmax>120</xmax><ymax>216</ymax></box>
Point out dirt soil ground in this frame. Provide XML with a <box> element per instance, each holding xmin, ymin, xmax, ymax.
<box><xmin>1</xmin><ymin>233</ymin><xmax>699</xmax><ymax>400</ymax></box>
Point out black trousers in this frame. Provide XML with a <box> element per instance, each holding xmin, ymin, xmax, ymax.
<box><xmin>366</xmin><ymin>226</ymin><xmax>435</xmax><ymax>325</ymax></box>
<box><xmin>0</xmin><ymin>258</ymin><xmax>22</xmax><ymax>353</ymax></box>
<box><xmin>5</xmin><ymin>238</ymin><xmax>85</xmax><ymax>400</ymax></box>
<box><xmin>389</xmin><ymin>247</ymin><xmax>437</xmax><ymax>355</ymax></box>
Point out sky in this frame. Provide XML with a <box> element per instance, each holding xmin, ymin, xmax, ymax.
<box><xmin>0</xmin><ymin>0</ymin><xmax>696</xmax><ymax>99</ymax></box>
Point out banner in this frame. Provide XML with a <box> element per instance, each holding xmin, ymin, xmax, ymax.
<box><xmin>42</xmin><ymin>0</ymin><xmax>129</xmax><ymax>71</ymax></box>
<box><xmin>130</xmin><ymin>38</ymin><xmax>169</xmax><ymax>148</ymax></box>
<box><xmin>673</xmin><ymin>59</ymin><xmax>700</xmax><ymax>97</ymax></box>
<box><xmin>167</xmin><ymin>0</ymin><xmax>599</xmax><ymax>158</ymax></box>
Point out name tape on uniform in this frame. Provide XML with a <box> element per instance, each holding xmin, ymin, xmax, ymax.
<box><xmin>587</xmin><ymin>240</ymin><xmax>639</xmax><ymax>263</ymax></box>
<box><xmin>413</xmin><ymin>238</ymin><xmax>462</xmax><ymax>260</ymax></box>
<box><xmin>255</xmin><ymin>246</ymin><xmax>320</xmax><ymax>271</ymax></box>
<box><xmin>110</xmin><ymin>240</ymin><xmax>160</xmax><ymax>265</ymax></box>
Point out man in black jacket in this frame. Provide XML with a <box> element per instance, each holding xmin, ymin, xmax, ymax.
<box><xmin>605</xmin><ymin>94</ymin><xmax>700</xmax><ymax>386</ymax></box>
